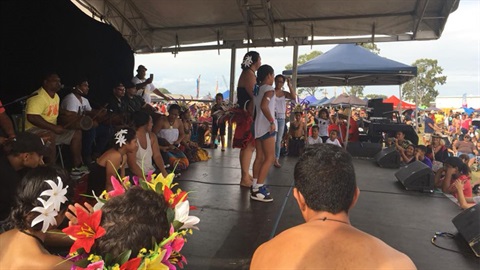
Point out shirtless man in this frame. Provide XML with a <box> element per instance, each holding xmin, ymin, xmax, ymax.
<box><xmin>251</xmin><ymin>144</ymin><xmax>417</xmax><ymax>270</ymax></box>
<box><xmin>288</xmin><ymin>110</ymin><xmax>305</xmax><ymax>156</ymax></box>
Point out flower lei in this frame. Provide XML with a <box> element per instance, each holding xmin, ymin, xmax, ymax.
<box><xmin>30</xmin><ymin>177</ymin><xmax>69</xmax><ymax>233</ymax></box>
<box><xmin>114</xmin><ymin>129</ymin><xmax>128</xmax><ymax>147</ymax></box>
<box><xmin>62</xmin><ymin>168</ymin><xmax>200</xmax><ymax>270</ymax></box>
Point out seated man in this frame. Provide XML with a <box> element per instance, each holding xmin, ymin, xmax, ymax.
<box><xmin>123</xmin><ymin>81</ymin><xmax>156</xmax><ymax>114</ymax></box>
<box><xmin>251</xmin><ymin>144</ymin><xmax>417</xmax><ymax>269</ymax></box>
<box><xmin>25</xmin><ymin>72</ymin><xmax>85</xmax><ymax>176</ymax></box>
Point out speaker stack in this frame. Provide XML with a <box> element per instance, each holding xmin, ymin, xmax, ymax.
<box><xmin>374</xmin><ymin>147</ymin><xmax>400</xmax><ymax>168</ymax></box>
<box><xmin>394</xmin><ymin>161</ymin><xmax>434</xmax><ymax>192</ymax></box>
<box><xmin>452</xmin><ymin>203</ymin><xmax>480</xmax><ymax>257</ymax></box>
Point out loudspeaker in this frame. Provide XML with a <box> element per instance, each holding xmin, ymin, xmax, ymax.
<box><xmin>395</xmin><ymin>161</ymin><xmax>434</xmax><ymax>192</ymax></box>
<box><xmin>374</xmin><ymin>147</ymin><xmax>400</xmax><ymax>168</ymax></box>
<box><xmin>452</xmin><ymin>203</ymin><xmax>480</xmax><ymax>257</ymax></box>
<box><xmin>347</xmin><ymin>142</ymin><xmax>382</xmax><ymax>158</ymax></box>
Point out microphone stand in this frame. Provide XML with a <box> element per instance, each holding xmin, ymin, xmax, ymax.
<box><xmin>0</xmin><ymin>92</ymin><xmax>38</xmax><ymax>132</ymax></box>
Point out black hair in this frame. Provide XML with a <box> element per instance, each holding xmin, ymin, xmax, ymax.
<box><xmin>74</xmin><ymin>77</ymin><xmax>88</xmax><ymax>87</ymax></box>
<box><xmin>215</xmin><ymin>93</ymin><xmax>224</xmax><ymax>99</ymax></box>
<box><xmin>93</xmin><ymin>187</ymin><xmax>169</xmax><ymax>261</ymax></box>
<box><xmin>111</xmin><ymin>127</ymin><xmax>136</xmax><ymax>150</ymax></box>
<box><xmin>256</xmin><ymin>65</ymin><xmax>274</xmax><ymax>85</ymax></box>
<box><xmin>168</xmin><ymin>104</ymin><xmax>182</xmax><ymax>113</ymax></box>
<box><xmin>318</xmin><ymin>108</ymin><xmax>328</xmax><ymax>118</ymax></box>
<box><xmin>132</xmin><ymin>111</ymin><xmax>151</xmax><ymax>129</ymax></box>
<box><xmin>311</xmin><ymin>125</ymin><xmax>319</xmax><ymax>131</ymax></box>
<box><xmin>274</xmin><ymin>74</ymin><xmax>285</xmax><ymax>82</ymax></box>
<box><xmin>415</xmin><ymin>145</ymin><xmax>427</xmax><ymax>153</ymax></box>
<box><xmin>240</xmin><ymin>51</ymin><xmax>260</xmax><ymax>70</ymax></box>
<box><xmin>7</xmin><ymin>166</ymin><xmax>74</xmax><ymax>231</ymax></box>
<box><xmin>294</xmin><ymin>144</ymin><xmax>356</xmax><ymax>213</ymax></box>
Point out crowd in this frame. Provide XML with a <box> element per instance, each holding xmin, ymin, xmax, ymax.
<box><xmin>0</xmin><ymin>50</ymin><xmax>477</xmax><ymax>269</ymax></box>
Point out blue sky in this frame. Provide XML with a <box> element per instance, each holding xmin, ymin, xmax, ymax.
<box><xmin>135</xmin><ymin>0</ymin><xmax>479</xmax><ymax>100</ymax></box>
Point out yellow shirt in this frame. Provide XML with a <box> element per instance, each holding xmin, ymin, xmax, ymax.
<box><xmin>434</xmin><ymin>114</ymin><xmax>444</xmax><ymax>125</ymax></box>
<box><xmin>25</xmin><ymin>87</ymin><xmax>59</xmax><ymax>130</ymax></box>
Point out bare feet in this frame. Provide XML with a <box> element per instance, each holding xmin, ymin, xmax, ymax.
<box><xmin>240</xmin><ymin>178</ymin><xmax>253</xmax><ymax>187</ymax></box>
<box><xmin>274</xmin><ymin>161</ymin><xmax>281</xmax><ymax>168</ymax></box>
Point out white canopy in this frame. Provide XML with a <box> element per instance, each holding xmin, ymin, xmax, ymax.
<box><xmin>72</xmin><ymin>0</ymin><xmax>460</xmax><ymax>53</ymax></box>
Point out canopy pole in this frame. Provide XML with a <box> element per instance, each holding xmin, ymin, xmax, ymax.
<box><xmin>414</xmin><ymin>77</ymin><xmax>419</xmax><ymax>133</ymax></box>
<box><xmin>345</xmin><ymin>108</ymin><xmax>351</xmax><ymax>149</ymax></box>
<box><xmin>292</xmin><ymin>40</ymin><xmax>299</xmax><ymax>100</ymax></box>
<box><xmin>398</xmin><ymin>84</ymin><xmax>403</xmax><ymax>116</ymax></box>
<box><xmin>227</xmin><ymin>46</ymin><xmax>236</xmax><ymax>148</ymax></box>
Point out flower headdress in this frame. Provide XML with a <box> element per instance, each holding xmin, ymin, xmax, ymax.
<box><xmin>62</xmin><ymin>168</ymin><xmax>200</xmax><ymax>270</ymax></box>
<box><xmin>293</xmin><ymin>104</ymin><xmax>304</xmax><ymax>114</ymax></box>
<box><xmin>30</xmin><ymin>177</ymin><xmax>69</xmax><ymax>233</ymax></box>
<box><xmin>242</xmin><ymin>55</ymin><xmax>253</xmax><ymax>68</ymax></box>
<box><xmin>114</xmin><ymin>129</ymin><xmax>128</xmax><ymax>147</ymax></box>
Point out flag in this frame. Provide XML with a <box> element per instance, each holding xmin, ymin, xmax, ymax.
<box><xmin>462</xmin><ymin>93</ymin><xmax>467</xmax><ymax>108</ymax></box>
<box><xmin>196</xmin><ymin>75</ymin><xmax>201</xmax><ymax>99</ymax></box>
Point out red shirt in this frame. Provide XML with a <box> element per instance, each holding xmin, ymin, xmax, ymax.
<box><xmin>348</xmin><ymin>118</ymin><xmax>359</xmax><ymax>142</ymax></box>
<box><xmin>449</xmin><ymin>175</ymin><xmax>473</xmax><ymax>199</ymax></box>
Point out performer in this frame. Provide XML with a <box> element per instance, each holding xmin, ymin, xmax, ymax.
<box><xmin>0</xmin><ymin>99</ymin><xmax>16</xmax><ymax>147</ymax></box>
<box><xmin>25</xmin><ymin>72</ymin><xmax>85</xmax><ymax>176</ymax></box>
<box><xmin>288</xmin><ymin>105</ymin><xmax>306</xmax><ymax>156</ymax></box>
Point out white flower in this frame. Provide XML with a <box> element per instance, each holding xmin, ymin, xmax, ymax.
<box><xmin>92</xmin><ymin>191</ymin><xmax>105</xmax><ymax>211</ymax></box>
<box><xmin>31</xmin><ymin>198</ymin><xmax>58</xmax><ymax>233</ymax></box>
<box><xmin>174</xmin><ymin>200</ymin><xmax>200</xmax><ymax>230</ymax></box>
<box><xmin>115</xmin><ymin>135</ymin><xmax>127</xmax><ymax>147</ymax></box>
<box><xmin>40</xmin><ymin>177</ymin><xmax>68</xmax><ymax>211</ymax></box>
<box><xmin>242</xmin><ymin>55</ymin><xmax>253</xmax><ymax>68</ymax></box>
<box><xmin>114</xmin><ymin>129</ymin><xmax>127</xmax><ymax>139</ymax></box>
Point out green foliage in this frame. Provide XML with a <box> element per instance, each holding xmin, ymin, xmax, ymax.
<box><xmin>347</xmin><ymin>85</ymin><xmax>365</xmax><ymax>97</ymax></box>
<box><xmin>401</xmin><ymin>58</ymin><xmax>447</xmax><ymax>107</ymax></box>
<box><xmin>159</xmin><ymin>87</ymin><xmax>170</xmax><ymax>94</ymax></box>
<box><xmin>365</xmin><ymin>94</ymin><xmax>388</xmax><ymax>99</ymax></box>
<box><xmin>285</xmin><ymin>50</ymin><xmax>323</xmax><ymax>97</ymax></box>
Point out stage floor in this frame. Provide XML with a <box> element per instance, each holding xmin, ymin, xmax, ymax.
<box><xmin>177</xmin><ymin>148</ymin><xmax>479</xmax><ymax>270</ymax></box>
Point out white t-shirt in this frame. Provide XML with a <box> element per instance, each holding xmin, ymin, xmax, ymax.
<box><xmin>274</xmin><ymin>95</ymin><xmax>286</xmax><ymax>119</ymax></box>
<box><xmin>254</xmin><ymin>84</ymin><xmax>277</xmax><ymax>139</ymax></box>
<box><xmin>326</xmin><ymin>138</ymin><xmax>341</xmax><ymax>147</ymax></box>
<box><xmin>132</xmin><ymin>76</ymin><xmax>156</xmax><ymax>104</ymax></box>
<box><xmin>307</xmin><ymin>136</ymin><xmax>323</xmax><ymax>145</ymax></box>
<box><xmin>316</xmin><ymin>117</ymin><xmax>329</xmax><ymax>137</ymax></box>
<box><xmin>60</xmin><ymin>93</ymin><xmax>92</xmax><ymax>113</ymax></box>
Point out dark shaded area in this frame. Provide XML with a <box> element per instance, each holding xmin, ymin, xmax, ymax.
<box><xmin>0</xmin><ymin>0</ymin><xmax>134</xmax><ymax>113</ymax></box>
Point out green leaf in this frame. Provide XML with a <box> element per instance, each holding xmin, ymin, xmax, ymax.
<box><xmin>115</xmin><ymin>249</ymin><xmax>132</xmax><ymax>265</ymax></box>
<box><xmin>166</xmin><ymin>208</ymin><xmax>175</xmax><ymax>224</ymax></box>
<box><xmin>74</xmin><ymin>258</ymin><xmax>91</xmax><ymax>268</ymax></box>
<box><xmin>173</xmin><ymin>220</ymin><xmax>184</xmax><ymax>231</ymax></box>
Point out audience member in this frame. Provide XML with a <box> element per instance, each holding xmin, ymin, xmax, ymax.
<box><xmin>394</xmin><ymin>131</ymin><xmax>412</xmax><ymax>151</ymax></box>
<box><xmin>435</xmin><ymin>157</ymin><xmax>472</xmax><ymax>199</ymax></box>
<box><xmin>414</xmin><ymin>145</ymin><xmax>432</xmax><ymax>168</ymax></box>
<box><xmin>0</xmin><ymin>166</ymin><xmax>74</xmax><ymax>269</ymax></box>
<box><xmin>234</xmin><ymin>51</ymin><xmax>261</xmax><ymax>187</ymax></box>
<box><xmin>423</xmin><ymin>111</ymin><xmax>436</xmax><ymax>144</ymax></box>
<box><xmin>127</xmin><ymin>111</ymin><xmax>168</xmax><ymax>179</ymax></box>
<box><xmin>325</xmin><ymin>130</ymin><xmax>341</xmax><ymax>147</ymax></box>
<box><xmin>180</xmin><ymin>108</ymin><xmax>210</xmax><ymax>163</ymax></box>
<box><xmin>123</xmin><ymin>81</ymin><xmax>153</xmax><ymax>114</ymax></box>
<box><xmin>250</xmin><ymin>144</ymin><xmax>417</xmax><ymax>269</ymax></box>
<box><xmin>25</xmin><ymin>72</ymin><xmax>84</xmax><ymax>175</ymax></box>
<box><xmin>0</xmin><ymin>132</ymin><xmax>47</xmax><ymax>221</ymax></box>
<box><xmin>273</xmin><ymin>74</ymin><xmax>296</xmax><ymax>168</ymax></box>
<box><xmin>454</xmin><ymin>181</ymin><xmax>480</xmax><ymax>209</ymax></box>
<box><xmin>251</xmin><ymin>64</ymin><xmax>276</xmax><ymax>202</ymax></box>
<box><xmin>316</xmin><ymin>108</ymin><xmax>330</xmax><ymax>143</ymax></box>
<box><xmin>453</xmin><ymin>134</ymin><xmax>478</xmax><ymax>167</ymax></box>
<box><xmin>426</xmin><ymin>132</ymin><xmax>449</xmax><ymax>163</ymax></box>
<box><xmin>307</xmin><ymin>125</ymin><xmax>322</xmax><ymax>145</ymax></box>
<box><xmin>399</xmin><ymin>144</ymin><xmax>415</xmax><ymax>165</ymax></box>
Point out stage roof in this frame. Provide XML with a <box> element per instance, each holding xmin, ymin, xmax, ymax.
<box><xmin>72</xmin><ymin>0</ymin><xmax>460</xmax><ymax>53</ymax></box>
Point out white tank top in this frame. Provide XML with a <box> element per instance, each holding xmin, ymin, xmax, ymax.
<box><xmin>158</xmin><ymin>128</ymin><xmax>179</xmax><ymax>144</ymax></box>
<box><xmin>136</xmin><ymin>134</ymin><xmax>154</xmax><ymax>172</ymax></box>
<box><xmin>275</xmin><ymin>94</ymin><xmax>286</xmax><ymax>119</ymax></box>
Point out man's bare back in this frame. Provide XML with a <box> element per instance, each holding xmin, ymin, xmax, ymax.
<box><xmin>251</xmin><ymin>220</ymin><xmax>416</xmax><ymax>269</ymax></box>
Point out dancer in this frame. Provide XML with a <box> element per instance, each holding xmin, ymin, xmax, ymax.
<box><xmin>273</xmin><ymin>74</ymin><xmax>296</xmax><ymax>168</ymax></box>
<box><xmin>0</xmin><ymin>166</ymin><xmax>74</xmax><ymax>269</ymax></box>
<box><xmin>234</xmin><ymin>51</ymin><xmax>261</xmax><ymax>187</ymax></box>
<box><xmin>251</xmin><ymin>65</ymin><xmax>276</xmax><ymax>202</ymax></box>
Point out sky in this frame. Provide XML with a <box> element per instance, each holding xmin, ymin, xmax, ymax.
<box><xmin>135</xmin><ymin>0</ymin><xmax>480</xmax><ymax>101</ymax></box>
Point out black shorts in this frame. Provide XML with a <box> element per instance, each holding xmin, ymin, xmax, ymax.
<box><xmin>212</xmin><ymin>122</ymin><xmax>226</xmax><ymax>136</ymax></box>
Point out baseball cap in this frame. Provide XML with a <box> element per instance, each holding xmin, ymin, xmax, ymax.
<box><xmin>11</xmin><ymin>132</ymin><xmax>49</xmax><ymax>156</ymax></box>
<box><xmin>137</xmin><ymin>65</ymin><xmax>147</xmax><ymax>71</ymax></box>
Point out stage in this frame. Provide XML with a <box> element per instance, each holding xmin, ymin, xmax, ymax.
<box><xmin>177</xmin><ymin>148</ymin><xmax>479</xmax><ymax>269</ymax></box>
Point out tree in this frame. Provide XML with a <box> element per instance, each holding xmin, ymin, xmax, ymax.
<box><xmin>365</xmin><ymin>94</ymin><xmax>388</xmax><ymax>99</ymax></box>
<box><xmin>159</xmin><ymin>87</ymin><xmax>171</xmax><ymax>94</ymax></box>
<box><xmin>401</xmin><ymin>58</ymin><xmax>447</xmax><ymax>107</ymax></box>
<box><xmin>285</xmin><ymin>50</ymin><xmax>323</xmax><ymax>97</ymax></box>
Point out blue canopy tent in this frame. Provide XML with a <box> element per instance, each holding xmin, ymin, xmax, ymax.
<box><xmin>221</xmin><ymin>90</ymin><xmax>230</xmax><ymax>99</ymax></box>
<box><xmin>308</xmin><ymin>97</ymin><xmax>329</xmax><ymax>107</ymax></box>
<box><xmin>283</xmin><ymin>44</ymin><xmax>417</xmax><ymax>87</ymax></box>
<box><xmin>299</xmin><ymin>95</ymin><xmax>318</xmax><ymax>105</ymax></box>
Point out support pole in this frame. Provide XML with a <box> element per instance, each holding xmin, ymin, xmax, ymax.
<box><xmin>414</xmin><ymin>77</ymin><xmax>419</xmax><ymax>133</ymax></box>
<box><xmin>227</xmin><ymin>47</ymin><xmax>236</xmax><ymax>148</ymax></box>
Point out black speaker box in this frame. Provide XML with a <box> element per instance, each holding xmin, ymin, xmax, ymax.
<box><xmin>394</xmin><ymin>161</ymin><xmax>434</xmax><ymax>192</ymax></box>
<box><xmin>347</xmin><ymin>142</ymin><xmax>382</xmax><ymax>158</ymax></box>
<box><xmin>374</xmin><ymin>147</ymin><xmax>400</xmax><ymax>168</ymax></box>
<box><xmin>452</xmin><ymin>203</ymin><xmax>480</xmax><ymax>257</ymax></box>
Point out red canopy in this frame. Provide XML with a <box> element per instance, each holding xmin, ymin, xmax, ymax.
<box><xmin>383</xmin><ymin>95</ymin><xmax>416</xmax><ymax>110</ymax></box>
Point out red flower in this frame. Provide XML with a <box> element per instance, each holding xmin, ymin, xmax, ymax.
<box><xmin>120</xmin><ymin>257</ymin><xmax>141</xmax><ymax>270</ymax></box>
<box><xmin>62</xmin><ymin>206</ymin><xmax>106</xmax><ymax>253</ymax></box>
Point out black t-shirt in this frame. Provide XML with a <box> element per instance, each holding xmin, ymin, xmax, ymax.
<box><xmin>0</xmin><ymin>155</ymin><xmax>26</xmax><ymax>221</ymax></box>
